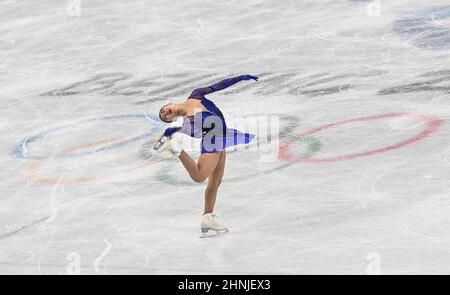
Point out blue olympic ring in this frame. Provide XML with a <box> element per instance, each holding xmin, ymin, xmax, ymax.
<box><xmin>11</xmin><ymin>114</ymin><xmax>163</xmax><ymax>160</ymax></box>
<box><xmin>393</xmin><ymin>5</ymin><xmax>450</xmax><ymax>50</ymax></box>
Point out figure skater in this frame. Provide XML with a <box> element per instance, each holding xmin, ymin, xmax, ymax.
<box><xmin>154</xmin><ymin>74</ymin><xmax>258</xmax><ymax>235</ymax></box>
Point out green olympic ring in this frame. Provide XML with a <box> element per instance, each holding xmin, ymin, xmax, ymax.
<box><xmin>155</xmin><ymin>136</ymin><xmax>322</xmax><ymax>186</ymax></box>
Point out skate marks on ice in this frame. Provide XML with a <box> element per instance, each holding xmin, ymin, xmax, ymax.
<box><xmin>372</xmin><ymin>162</ymin><xmax>450</xmax><ymax>203</ymax></box>
<box><xmin>0</xmin><ymin>215</ymin><xmax>50</xmax><ymax>240</ymax></box>
<box><xmin>402</xmin><ymin>195</ymin><xmax>450</xmax><ymax>241</ymax></box>
<box><xmin>378</xmin><ymin>70</ymin><xmax>450</xmax><ymax>95</ymax></box>
<box><xmin>38</xmin><ymin>70</ymin><xmax>388</xmax><ymax>103</ymax></box>
<box><xmin>37</xmin><ymin>68</ymin><xmax>450</xmax><ymax>105</ymax></box>
<box><xmin>39</xmin><ymin>72</ymin><xmax>217</xmax><ymax>103</ymax></box>
<box><xmin>40</xmin><ymin>73</ymin><xmax>134</xmax><ymax>97</ymax></box>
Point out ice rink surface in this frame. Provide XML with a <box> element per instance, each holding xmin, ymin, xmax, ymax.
<box><xmin>1</xmin><ymin>0</ymin><xmax>450</xmax><ymax>274</ymax></box>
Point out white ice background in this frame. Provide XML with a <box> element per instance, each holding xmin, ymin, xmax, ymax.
<box><xmin>1</xmin><ymin>0</ymin><xmax>450</xmax><ymax>274</ymax></box>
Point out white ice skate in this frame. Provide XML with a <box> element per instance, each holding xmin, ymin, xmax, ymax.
<box><xmin>200</xmin><ymin>213</ymin><xmax>229</xmax><ymax>238</ymax></box>
<box><xmin>153</xmin><ymin>133</ymin><xmax>182</xmax><ymax>156</ymax></box>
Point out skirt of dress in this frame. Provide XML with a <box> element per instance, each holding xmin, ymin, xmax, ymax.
<box><xmin>200</xmin><ymin>128</ymin><xmax>255</xmax><ymax>153</ymax></box>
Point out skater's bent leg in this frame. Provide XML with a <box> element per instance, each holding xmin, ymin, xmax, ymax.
<box><xmin>204</xmin><ymin>151</ymin><xmax>226</xmax><ymax>214</ymax></box>
<box><xmin>178</xmin><ymin>150</ymin><xmax>221</xmax><ymax>183</ymax></box>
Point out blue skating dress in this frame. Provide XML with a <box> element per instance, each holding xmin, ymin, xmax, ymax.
<box><xmin>180</xmin><ymin>96</ymin><xmax>255</xmax><ymax>153</ymax></box>
<box><xmin>162</xmin><ymin>75</ymin><xmax>258</xmax><ymax>153</ymax></box>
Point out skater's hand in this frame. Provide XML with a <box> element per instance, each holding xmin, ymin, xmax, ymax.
<box><xmin>240</xmin><ymin>74</ymin><xmax>259</xmax><ymax>81</ymax></box>
<box><xmin>163</xmin><ymin>127</ymin><xmax>180</xmax><ymax>137</ymax></box>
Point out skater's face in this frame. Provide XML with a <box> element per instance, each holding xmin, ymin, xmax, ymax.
<box><xmin>159</xmin><ymin>103</ymin><xmax>176</xmax><ymax>123</ymax></box>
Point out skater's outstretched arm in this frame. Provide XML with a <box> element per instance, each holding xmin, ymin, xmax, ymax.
<box><xmin>188</xmin><ymin>75</ymin><xmax>259</xmax><ymax>99</ymax></box>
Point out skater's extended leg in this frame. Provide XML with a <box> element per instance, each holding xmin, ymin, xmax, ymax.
<box><xmin>204</xmin><ymin>151</ymin><xmax>226</xmax><ymax>214</ymax></box>
<box><xmin>178</xmin><ymin>150</ymin><xmax>221</xmax><ymax>183</ymax></box>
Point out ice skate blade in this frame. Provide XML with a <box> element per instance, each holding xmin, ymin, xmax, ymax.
<box><xmin>153</xmin><ymin>136</ymin><xmax>169</xmax><ymax>151</ymax></box>
<box><xmin>199</xmin><ymin>228</ymin><xmax>229</xmax><ymax>239</ymax></box>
